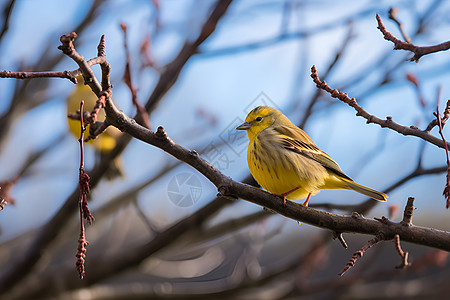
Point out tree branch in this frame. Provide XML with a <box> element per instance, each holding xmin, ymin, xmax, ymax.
<box><xmin>388</xmin><ymin>7</ymin><xmax>411</xmax><ymax>43</ymax></box>
<box><xmin>376</xmin><ymin>13</ymin><xmax>450</xmax><ymax>62</ymax></box>
<box><xmin>0</xmin><ymin>70</ymin><xmax>78</xmax><ymax>83</ymax></box>
<box><xmin>338</xmin><ymin>234</ymin><xmax>382</xmax><ymax>276</ymax></box>
<box><xmin>394</xmin><ymin>234</ymin><xmax>410</xmax><ymax>269</ymax></box>
<box><xmin>0</xmin><ymin>56</ymin><xmax>111</xmax><ymax>84</ymax></box>
<box><xmin>310</xmin><ymin>65</ymin><xmax>450</xmax><ymax>150</ymax></box>
<box><xmin>401</xmin><ymin>197</ymin><xmax>415</xmax><ymax>226</ymax></box>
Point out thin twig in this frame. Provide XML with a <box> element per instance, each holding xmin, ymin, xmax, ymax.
<box><xmin>0</xmin><ymin>56</ymin><xmax>111</xmax><ymax>84</ymax></box>
<box><xmin>77</xmin><ymin>101</ymin><xmax>94</xmax><ymax>224</ymax></box>
<box><xmin>75</xmin><ymin>101</ymin><xmax>92</xmax><ymax>279</ymax></box>
<box><xmin>144</xmin><ymin>0</ymin><xmax>233</xmax><ymax>113</ymax></box>
<box><xmin>0</xmin><ymin>70</ymin><xmax>78</xmax><ymax>83</ymax></box>
<box><xmin>388</xmin><ymin>7</ymin><xmax>411</xmax><ymax>43</ymax></box>
<box><xmin>332</xmin><ymin>231</ymin><xmax>348</xmax><ymax>249</ymax></box>
<box><xmin>86</xmin><ymin>89</ymin><xmax>111</xmax><ymax>125</ymax></box>
<box><xmin>338</xmin><ymin>234</ymin><xmax>382</xmax><ymax>276</ymax></box>
<box><xmin>97</xmin><ymin>35</ymin><xmax>111</xmax><ymax>91</ymax></box>
<box><xmin>436</xmin><ymin>92</ymin><xmax>450</xmax><ymax>208</ymax></box>
<box><xmin>401</xmin><ymin>197</ymin><xmax>415</xmax><ymax>226</ymax></box>
<box><xmin>376</xmin><ymin>13</ymin><xmax>450</xmax><ymax>62</ymax></box>
<box><xmin>299</xmin><ymin>20</ymin><xmax>354</xmax><ymax>129</ymax></box>
<box><xmin>394</xmin><ymin>234</ymin><xmax>410</xmax><ymax>269</ymax></box>
<box><xmin>120</xmin><ymin>23</ymin><xmax>150</xmax><ymax>129</ymax></box>
<box><xmin>86</xmin><ymin>121</ymin><xmax>112</xmax><ymax>142</ymax></box>
<box><xmin>310</xmin><ymin>65</ymin><xmax>450</xmax><ymax>150</ymax></box>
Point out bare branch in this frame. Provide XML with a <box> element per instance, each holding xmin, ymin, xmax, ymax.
<box><xmin>338</xmin><ymin>234</ymin><xmax>382</xmax><ymax>276</ymax></box>
<box><xmin>58</xmin><ymin>32</ymin><xmax>103</xmax><ymax>95</ymax></box>
<box><xmin>394</xmin><ymin>234</ymin><xmax>410</xmax><ymax>269</ymax></box>
<box><xmin>436</xmin><ymin>96</ymin><xmax>450</xmax><ymax>208</ymax></box>
<box><xmin>76</xmin><ymin>100</ymin><xmax>92</xmax><ymax>279</ymax></box>
<box><xmin>332</xmin><ymin>231</ymin><xmax>348</xmax><ymax>249</ymax></box>
<box><xmin>97</xmin><ymin>34</ymin><xmax>111</xmax><ymax>91</ymax></box>
<box><xmin>0</xmin><ymin>70</ymin><xmax>78</xmax><ymax>83</ymax></box>
<box><xmin>144</xmin><ymin>0</ymin><xmax>233</xmax><ymax>113</ymax></box>
<box><xmin>300</xmin><ymin>20</ymin><xmax>354</xmax><ymax>129</ymax></box>
<box><xmin>0</xmin><ymin>55</ymin><xmax>113</xmax><ymax>84</ymax></box>
<box><xmin>401</xmin><ymin>197</ymin><xmax>415</xmax><ymax>226</ymax></box>
<box><xmin>77</xmin><ymin>101</ymin><xmax>94</xmax><ymax>225</ymax></box>
<box><xmin>388</xmin><ymin>7</ymin><xmax>411</xmax><ymax>43</ymax></box>
<box><xmin>310</xmin><ymin>65</ymin><xmax>450</xmax><ymax>150</ymax></box>
<box><xmin>86</xmin><ymin>89</ymin><xmax>111</xmax><ymax>125</ymax></box>
<box><xmin>376</xmin><ymin>13</ymin><xmax>450</xmax><ymax>62</ymax></box>
<box><xmin>120</xmin><ymin>23</ymin><xmax>150</xmax><ymax>129</ymax></box>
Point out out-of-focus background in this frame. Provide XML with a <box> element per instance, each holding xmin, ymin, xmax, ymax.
<box><xmin>1</xmin><ymin>0</ymin><xmax>450</xmax><ymax>299</ymax></box>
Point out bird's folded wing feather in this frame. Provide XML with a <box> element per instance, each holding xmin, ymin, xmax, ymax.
<box><xmin>274</xmin><ymin>127</ymin><xmax>352</xmax><ymax>181</ymax></box>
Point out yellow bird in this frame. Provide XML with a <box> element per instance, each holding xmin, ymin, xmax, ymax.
<box><xmin>236</xmin><ymin>106</ymin><xmax>387</xmax><ymax>206</ymax></box>
<box><xmin>67</xmin><ymin>75</ymin><xmax>123</xmax><ymax>179</ymax></box>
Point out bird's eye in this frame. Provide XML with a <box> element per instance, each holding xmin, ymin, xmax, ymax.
<box><xmin>255</xmin><ymin>116</ymin><xmax>262</xmax><ymax>122</ymax></box>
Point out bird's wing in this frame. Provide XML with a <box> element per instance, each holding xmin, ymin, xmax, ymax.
<box><xmin>274</xmin><ymin>126</ymin><xmax>352</xmax><ymax>181</ymax></box>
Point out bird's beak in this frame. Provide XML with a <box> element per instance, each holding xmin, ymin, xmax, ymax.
<box><xmin>236</xmin><ymin>122</ymin><xmax>251</xmax><ymax>130</ymax></box>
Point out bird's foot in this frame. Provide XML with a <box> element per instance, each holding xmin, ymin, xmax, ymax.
<box><xmin>279</xmin><ymin>187</ymin><xmax>301</xmax><ymax>207</ymax></box>
<box><xmin>302</xmin><ymin>193</ymin><xmax>312</xmax><ymax>207</ymax></box>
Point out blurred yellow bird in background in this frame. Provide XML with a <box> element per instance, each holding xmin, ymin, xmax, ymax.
<box><xmin>66</xmin><ymin>75</ymin><xmax>124</xmax><ymax>179</ymax></box>
<box><xmin>236</xmin><ymin>106</ymin><xmax>387</xmax><ymax>207</ymax></box>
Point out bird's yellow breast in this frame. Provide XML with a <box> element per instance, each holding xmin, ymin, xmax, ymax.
<box><xmin>247</xmin><ymin>132</ymin><xmax>328</xmax><ymax>200</ymax></box>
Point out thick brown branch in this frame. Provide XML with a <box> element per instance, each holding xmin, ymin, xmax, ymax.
<box><xmin>376</xmin><ymin>13</ymin><xmax>450</xmax><ymax>62</ymax></box>
<box><xmin>310</xmin><ymin>65</ymin><xmax>450</xmax><ymax>150</ymax></box>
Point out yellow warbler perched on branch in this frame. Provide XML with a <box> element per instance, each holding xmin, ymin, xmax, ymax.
<box><xmin>236</xmin><ymin>106</ymin><xmax>387</xmax><ymax>206</ymax></box>
<box><xmin>66</xmin><ymin>75</ymin><xmax>123</xmax><ymax>179</ymax></box>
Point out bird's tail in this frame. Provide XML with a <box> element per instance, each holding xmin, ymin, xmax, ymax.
<box><xmin>343</xmin><ymin>178</ymin><xmax>387</xmax><ymax>201</ymax></box>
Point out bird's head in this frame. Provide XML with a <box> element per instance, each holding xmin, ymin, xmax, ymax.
<box><xmin>236</xmin><ymin>106</ymin><xmax>282</xmax><ymax>140</ymax></box>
